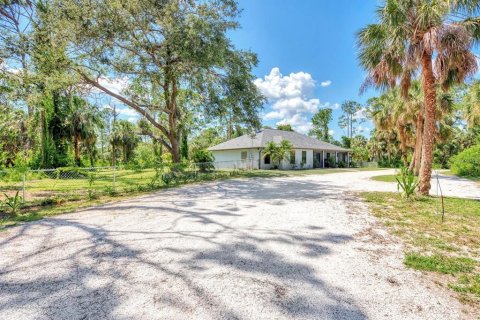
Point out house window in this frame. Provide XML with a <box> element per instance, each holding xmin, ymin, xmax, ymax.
<box><xmin>290</xmin><ymin>151</ymin><xmax>296</xmax><ymax>164</ymax></box>
<box><xmin>241</xmin><ymin>151</ymin><xmax>248</xmax><ymax>160</ymax></box>
<box><xmin>302</xmin><ymin>151</ymin><xmax>307</xmax><ymax>163</ymax></box>
<box><xmin>264</xmin><ymin>154</ymin><xmax>271</xmax><ymax>164</ymax></box>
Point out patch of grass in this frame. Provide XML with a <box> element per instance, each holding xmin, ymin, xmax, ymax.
<box><xmin>361</xmin><ymin>191</ymin><xmax>480</xmax><ymax>308</ymax></box>
<box><xmin>404</xmin><ymin>253</ymin><xmax>476</xmax><ymax>274</ymax></box>
<box><xmin>449</xmin><ymin>275</ymin><xmax>480</xmax><ymax>297</ymax></box>
<box><xmin>371</xmin><ymin>174</ymin><xmax>398</xmax><ymax>182</ymax></box>
<box><xmin>14</xmin><ymin>212</ymin><xmax>43</xmax><ymax>223</ymax></box>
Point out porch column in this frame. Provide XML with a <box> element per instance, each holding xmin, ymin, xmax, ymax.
<box><xmin>322</xmin><ymin>150</ymin><xmax>325</xmax><ymax>168</ymax></box>
<box><xmin>335</xmin><ymin>152</ymin><xmax>338</xmax><ymax>165</ymax></box>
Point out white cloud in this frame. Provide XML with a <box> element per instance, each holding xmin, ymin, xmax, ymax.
<box><xmin>0</xmin><ymin>62</ymin><xmax>22</xmax><ymax>75</ymax></box>
<box><xmin>97</xmin><ymin>76</ymin><xmax>129</xmax><ymax>95</ymax></box>
<box><xmin>117</xmin><ymin>107</ymin><xmax>138</xmax><ymax>117</ymax></box>
<box><xmin>328</xmin><ymin>129</ymin><xmax>335</xmax><ymax>136</ymax></box>
<box><xmin>356</xmin><ymin>125</ymin><xmax>371</xmax><ymax>134</ymax></box>
<box><xmin>353</xmin><ymin>108</ymin><xmax>368</xmax><ymax>120</ymax></box>
<box><xmin>320</xmin><ymin>80</ymin><xmax>332</xmax><ymax>87</ymax></box>
<box><xmin>319</xmin><ymin>102</ymin><xmax>340</xmax><ymax>110</ymax></box>
<box><xmin>257</xmin><ymin>68</ymin><xmax>336</xmax><ymax>133</ymax></box>
<box><xmin>254</xmin><ymin>67</ymin><xmax>316</xmax><ymax>100</ymax></box>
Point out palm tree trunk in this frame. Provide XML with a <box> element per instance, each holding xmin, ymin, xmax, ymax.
<box><xmin>418</xmin><ymin>53</ymin><xmax>437</xmax><ymax>195</ymax></box>
<box><xmin>398</xmin><ymin>124</ymin><xmax>408</xmax><ymax>167</ymax></box>
<box><xmin>412</xmin><ymin>113</ymin><xmax>424</xmax><ymax>176</ymax></box>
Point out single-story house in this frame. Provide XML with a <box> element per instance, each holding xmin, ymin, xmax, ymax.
<box><xmin>208</xmin><ymin>129</ymin><xmax>350</xmax><ymax>170</ymax></box>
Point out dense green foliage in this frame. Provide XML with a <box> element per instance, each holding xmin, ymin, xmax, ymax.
<box><xmin>0</xmin><ymin>0</ymin><xmax>264</xmax><ymax>169</ymax></box>
<box><xmin>276</xmin><ymin>124</ymin><xmax>294</xmax><ymax>131</ymax></box>
<box><xmin>450</xmin><ymin>145</ymin><xmax>480</xmax><ymax>177</ymax></box>
<box><xmin>309</xmin><ymin>108</ymin><xmax>332</xmax><ymax>142</ymax></box>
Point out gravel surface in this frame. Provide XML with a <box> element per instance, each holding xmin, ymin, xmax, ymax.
<box><xmin>0</xmin><ymin>170</ymin><xmax>475</xmax><ymax>320</ymax></box>
<box><xmin>321</xmin><ymin>168</ymin><xmax>480</xmax><ymax>200</ymax></box>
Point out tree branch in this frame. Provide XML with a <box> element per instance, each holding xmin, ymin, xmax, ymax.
<box><xmin>77</xmin><ymin>69</ymin><xmax>171</xmax><ymax>138</ymax></box>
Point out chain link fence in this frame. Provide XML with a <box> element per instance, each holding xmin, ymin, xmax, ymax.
<box><xmin>0</xmin><ymin>160</ymin><xmax>254</xmax><ymax>214</ymax></box>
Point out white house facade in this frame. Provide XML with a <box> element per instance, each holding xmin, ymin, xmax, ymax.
<box><xmin>208</xmin><ymin>129</ymin><xmax>350</xmax><ymax>170</ymax></box>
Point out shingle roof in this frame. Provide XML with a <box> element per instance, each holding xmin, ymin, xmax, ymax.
<box><xmin>208</xmin><ymin>129</ymin><xmax>349</xmax><ymax>152</ymax></box>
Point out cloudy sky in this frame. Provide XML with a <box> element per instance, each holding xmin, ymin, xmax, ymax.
<box><xmin>229</xmin><ymin>0</ymin><xmax>380</xmax><ymax>138</ymax></box>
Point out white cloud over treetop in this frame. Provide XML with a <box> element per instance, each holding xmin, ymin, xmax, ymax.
<box><xmin>255</xmin><ymin>67</ymin><xmax>335</xmax><ymax>133</ymax></box>
<box><xmin>254</xmin><ymin>67</ymin><xmax>316</xmax><ymax>100</ymax></box>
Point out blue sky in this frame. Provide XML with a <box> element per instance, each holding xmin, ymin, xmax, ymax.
<box><xmin>229</xmin><ymin>0</ymin><xmax>380</xmax><ymax>139</ymax></box>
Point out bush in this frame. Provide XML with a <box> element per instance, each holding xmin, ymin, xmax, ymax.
<box><xmin>325</xmin><ymin>156</ymin><xmax>336</xmax><ymax>168</ymax></box>
<box><xmin>192</xmin><ymin>150</ymin><xmax>215</xmax><ymax>172</ymax></box>
<box><xmin>450</xmin><ymin>145</ymin><xmax>480</xmax><ymax>177</ymax></box>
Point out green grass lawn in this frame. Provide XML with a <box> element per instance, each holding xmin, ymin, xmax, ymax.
<box><xmin>361</xmin><ymin>192</ymin><xmax>480</xmax><ymax>307</ymax></box>
<box><xmin>370</xmin><ymin>174</ymin><xmax>399</xmax><ymax>183</ymax></box>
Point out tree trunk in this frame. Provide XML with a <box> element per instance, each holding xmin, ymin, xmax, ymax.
<box><xmin>112</xmin><ymin>144</ymin><xmax>116</xmax><ymax>166</ymax></box>
<box><xmin>411</xmin><ymin>112</ymin><xmax>424</xmax><ymax>176</ymax></box>
<box><xmin>74</xmin><ymin>136</ymin><xmax>80</xmax><ymax>166</ymax></box>
<box><xmin>418</xmin><ymin>53</ymin><xmax>437</xmax><ymax>195</ymax></box>
<box><xmin>170</xmin><ymin>135</ymin><xmax>181</xmax><ymax>163</ymax></box>
<box><xmin>398</xmin><ymin>124</ymin><xmax>408</xmax><ymax>167</ymax></box>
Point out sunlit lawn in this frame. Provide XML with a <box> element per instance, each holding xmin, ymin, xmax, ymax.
<box><xmin>362</xmin><ymin>192</ymin><xmax>480</xmax><ymax>307</ymax></box>
<box><xmin>370</xmin><ymin>174</ymin><xmax>398</xmax><ymax>183</ymax></box>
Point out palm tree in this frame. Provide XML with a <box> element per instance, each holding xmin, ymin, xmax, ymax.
<box><xmin>462</xmin><ymin>80</ymin><xmax>480</xmax><ymax>127</ymax></box>
<box><xmin>357</xmin><ymin>0</ymin><xmax>479</xmax><ymax>195</ymax></box>
<box><xmin>263</xmin><ymin>140</ymin><xmax>293</xmax><ymax>169</ymax></box>
<box><xmin>368</xmin><ymin>89</ymin><xmax>412</xmax><ymax>166</ymax></box>
<box><xmin>67</xmin><ymin>96</ymin><xmax>103</xmax><ymax>166</ymax></box>
<box><xmin>110</xmin><ymin>120</ymin><xmax>140</xmax><ymax>164</ymax></box>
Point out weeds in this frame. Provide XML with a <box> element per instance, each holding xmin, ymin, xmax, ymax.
<box><xmin>2</xmin><ymin>191</ymin><xmax>23</xmax><ymax>217</ymax></box>
<box><xmin>396</xmin><ymin>167</ymin><xmax>419</xmax><ymax>199</ymax></box>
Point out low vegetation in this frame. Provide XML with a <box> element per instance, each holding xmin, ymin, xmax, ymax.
<box><xmin>450</xmin><ymin>145</ymin><xmax>480</xmax><ymax>178</ymax></box>
<box><xmin>371</xmin><ymin>174</ymin><xmax>398</xmax><ymax>183</ymax></box>
<box><xmin>362</xmin><ymin>192</ymin><xmax>480</xmax><ymax>307</ymax></box>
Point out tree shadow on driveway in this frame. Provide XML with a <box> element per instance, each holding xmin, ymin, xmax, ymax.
<box><xmin>0</xmin><ymin>176</ymin><xmax>368</xmax><ymax>319</ymax></box>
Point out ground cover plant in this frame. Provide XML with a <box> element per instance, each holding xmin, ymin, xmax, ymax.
<box><xmin>362</xmin><ymin>192</ymin><xmax>480</xmax><ymax>308</ymax></box>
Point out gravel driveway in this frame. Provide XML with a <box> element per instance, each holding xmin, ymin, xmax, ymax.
<box><xmin>0</xmin><ymin>170</ymin><xmax>476</xmax><ymax>320</ymax></box>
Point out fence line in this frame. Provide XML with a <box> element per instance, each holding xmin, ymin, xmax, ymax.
<box><xmin>0</xmin><ymin>160</ymin><xmax>254</xmax><ymax>211</ymax></box>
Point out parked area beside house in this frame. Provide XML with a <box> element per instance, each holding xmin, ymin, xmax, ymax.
<box><xmin>208</xmin><ymin>129</ymin><xmax>350</xmax><ymax>170</ymax></box>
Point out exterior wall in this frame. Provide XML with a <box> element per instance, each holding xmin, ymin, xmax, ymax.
<box><xmin>211</xmin><ymin>149</ymin><xmax>261</xmax><ymax>169</ymax></box>
<box><xmin>211</xmin><ymin>149</ymin><xmax>344</xmax><ymax>170</ymax></box>
<box><xmin>260</xmin><ymin>149</ymin><xmax>313</xmax><ymax>170</ymax></box>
